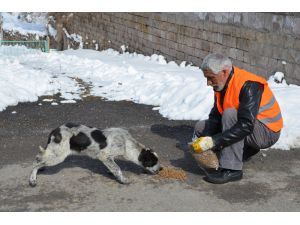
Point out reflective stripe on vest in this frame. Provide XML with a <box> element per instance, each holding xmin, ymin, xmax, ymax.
<box><xmin>259</xmin><ymin>111</ymin><xmax>282</xmax><ymax>124</ymax></box>
<box><xmin>214</xmin><ymin>67</ymin><xmax>283</xmax><ymax>132</ymax></box>
<box><xmin>259</xmin><ymin>95</ymin><xmax>276</xmax><ymax>114</ymax></box>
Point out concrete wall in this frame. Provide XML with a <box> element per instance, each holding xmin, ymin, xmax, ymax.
<box><xmin>62</xmin><ymin>13</ymin><xmax>300</xmax><ymax>84</ymax></box>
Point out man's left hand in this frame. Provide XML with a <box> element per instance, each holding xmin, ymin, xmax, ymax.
<box><xmin>191</xmin><ymin>136</ymin><xmax>214</xmax><ymax>153</ymax></box>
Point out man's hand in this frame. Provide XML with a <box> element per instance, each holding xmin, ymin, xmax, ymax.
<box><xmin>191</xmin><ymin>136</ymin><xmax>214</xmax><ymax>153</ymax></box>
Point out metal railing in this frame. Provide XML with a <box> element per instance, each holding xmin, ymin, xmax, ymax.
<box><xmin>0</xmin><ymin>37</ymin><xmax>50</xmax><ymax>53</ymax></box>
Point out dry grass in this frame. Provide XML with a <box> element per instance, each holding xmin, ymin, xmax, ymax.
<box><xmin>48</xmin><ymin>13</ymin><xmax>74</xmax><ymax>28</ymax></box>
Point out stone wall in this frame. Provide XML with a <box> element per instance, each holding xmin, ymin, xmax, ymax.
<box><xmin>62</xmin><ymin>13</ymin><xmax>300</xmax><ymax>84</ymax></box>
<box><xmin>0</xmin><ymin>14</ymin><xmax>3</xmax><ymax>41</ymax></box>
<box><xmin>2</xmin><ymin>30</ymin><xmax>40</xmax><ymax>41</ymax></box>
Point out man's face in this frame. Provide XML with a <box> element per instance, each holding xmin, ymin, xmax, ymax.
<box><xmin>203</xmin><ymin>69</ymin><xmax>227</xmax><ymax>92</ymax></box>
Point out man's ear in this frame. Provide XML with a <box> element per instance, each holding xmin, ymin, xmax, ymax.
<box><xmin>222</xmin><ymin>69</ymin><xmax>229</xmax><ymax>79</ymax></box>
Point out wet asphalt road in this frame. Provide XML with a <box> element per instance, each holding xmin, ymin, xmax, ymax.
<box><xmin>0</xmin><ymin>96</ymin><xmax>299</xmax><ymax>211</ymax></box>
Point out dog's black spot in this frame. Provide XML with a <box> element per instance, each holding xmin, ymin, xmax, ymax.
<box><xmin>70</xmin><ymin>132</ymin><xmax>91</xmax><ymax>152</ymax></box>
<box><xmin>138</xmin><ymin>148</ymin><xmax>158</xmax><ymax>167</ymax></box>
<box><xmin>65</xmin><ymin>123</ymin><xmax>80</xmax><ymax>128</ymax></box>
<box><xmin>91</xmin><ymin>129</ymin><xmax>107</xmax><ymax>149</ymax></box>
<box><xmin>47</xmin><ymin>127</ymin><xmax>62</xmax><ymax>144</ymax></box>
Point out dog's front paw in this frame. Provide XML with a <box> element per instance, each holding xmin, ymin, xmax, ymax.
<box><xmin>119</xmin><ymin>177</ymin><xmax>131</xmax><ymax>185</ymax></box>
<box><xmin>29</xmin><ymin>179</ymin><xmax>37</xmax><ymax>187</ymax></box>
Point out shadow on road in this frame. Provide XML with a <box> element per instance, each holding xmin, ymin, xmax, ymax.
<box><xmin>39</xmin><ymin>155</ymin><xmax>147</xmax><ymax>182</ymax></box>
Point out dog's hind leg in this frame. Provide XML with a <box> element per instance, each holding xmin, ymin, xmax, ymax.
<box><xmin>99</xmin><ymin>155</ymin><xmax>130</xmax><ymax>184</ymax></box>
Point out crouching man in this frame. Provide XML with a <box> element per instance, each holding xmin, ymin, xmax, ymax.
<box><xmin>192</xmin><ymin>53</ymin><xmax>283</xmax><ymax>184</ymax></box>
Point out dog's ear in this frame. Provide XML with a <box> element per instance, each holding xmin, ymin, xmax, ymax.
<box><xmin>138</xmin><ymin>148</ymin><xmax>158</xmax><ymax>167</ymax></box>
<box><xmin>138</xmin><ymin>148</ymin><xmax>147</xmax><ymax>162</ymax></box>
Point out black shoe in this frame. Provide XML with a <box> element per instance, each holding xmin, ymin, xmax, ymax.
<box><xmin>203</xmin><ymin>168</ymin><xmax>243</xmax><ymax>184</ymax></box>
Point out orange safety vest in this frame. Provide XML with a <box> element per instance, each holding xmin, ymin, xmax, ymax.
<box><xmin>215</xmin><ymin>67</ymin><xmax>283</xmax><ymax>132</ymax></box>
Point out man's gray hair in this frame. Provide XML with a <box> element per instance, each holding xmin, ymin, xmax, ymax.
<box><xmin>201</xmin><ymin>53</ymin><xmax>232</xmax><ymax>74</ymax></box>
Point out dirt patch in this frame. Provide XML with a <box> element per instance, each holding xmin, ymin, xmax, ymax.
<box><xmin>0</xmin><ymin>183</ymin><xmax>73</xmax><ymax>211</ymax></box>
<box><xmin>211</xmin><ymin>181</ymin><xmax>275</xmax><ymax>204</ymax></box>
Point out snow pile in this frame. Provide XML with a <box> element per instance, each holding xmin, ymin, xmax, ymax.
<box><xmin>1</xmin><ymin>12</ymin><xmax>48</xmax><ymax>36</ymax></box>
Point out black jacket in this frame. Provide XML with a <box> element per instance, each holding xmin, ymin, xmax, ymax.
<box><xmin>209</xmin><ymin>67</ymin><xmax>264</xmax><ymax>149</ymax></box>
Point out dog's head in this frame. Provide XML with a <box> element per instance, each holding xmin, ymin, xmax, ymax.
<box><xmin>138</xmin><ymin>148</ymin><xmax>160</xmax><ymax>174</ymax></box>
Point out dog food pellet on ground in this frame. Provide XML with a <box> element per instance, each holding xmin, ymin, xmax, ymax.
<box><xmin>158</xmin><ymin>167</ymin><xmax>187</xmax><ymax>181</ymax></box>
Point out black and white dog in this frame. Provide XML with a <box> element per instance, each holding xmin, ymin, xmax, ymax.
<box><xmin>29</xmin><ymin>123</ymin><xmax>160</xmax><ymax>186</ymax></box>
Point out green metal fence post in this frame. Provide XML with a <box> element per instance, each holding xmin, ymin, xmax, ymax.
<box><xmin>46</xmin><ymin>36</ymin><xmax>50</xmax><ymax>53</ymax></box>
<box><xmin>0</xmin><ymin>40</ymin><xmax>50</xmax><ymax>53</ymax></box>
